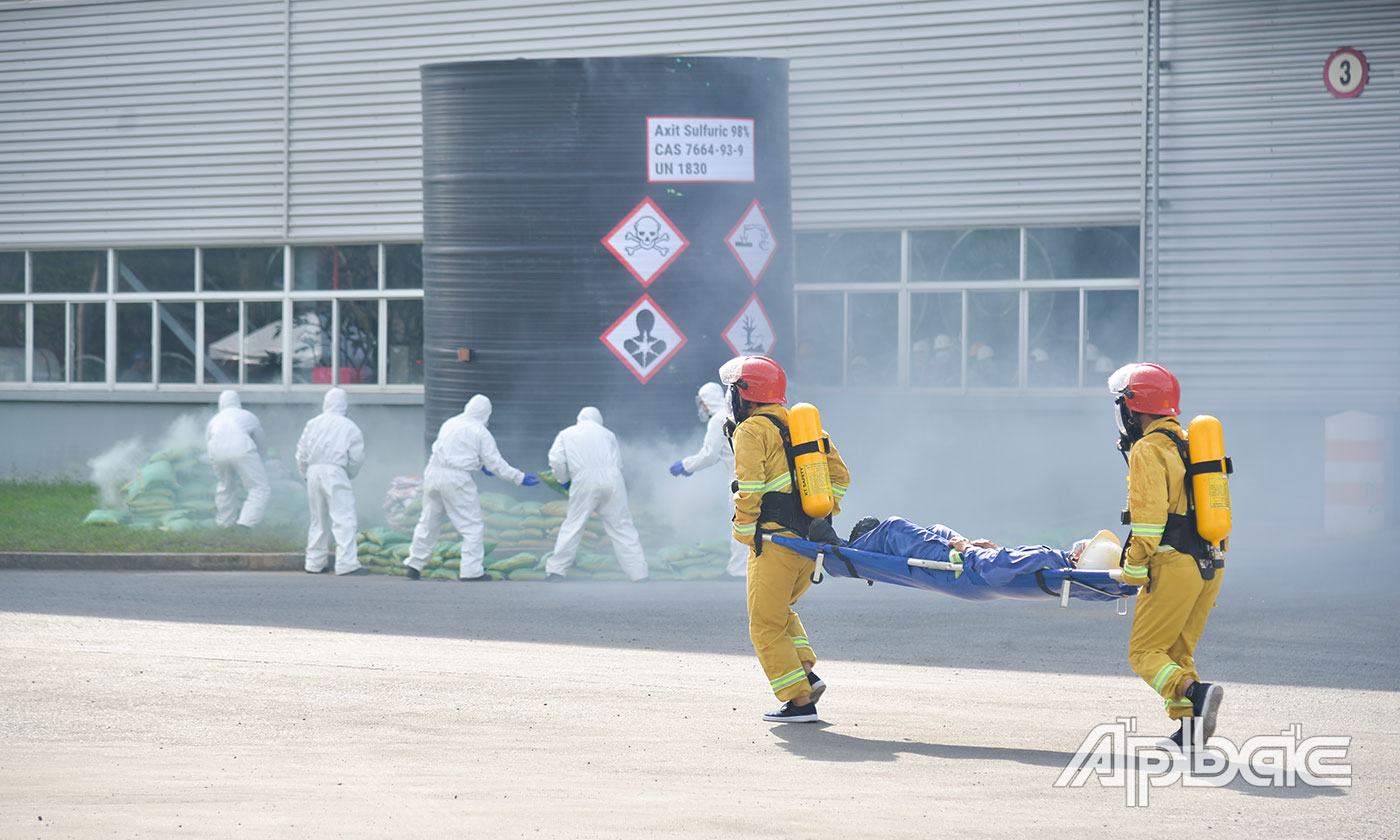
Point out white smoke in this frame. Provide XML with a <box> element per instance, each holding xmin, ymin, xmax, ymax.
<box><xmin>85</xmin><ymin>412</ymin><xmax>210</xmax><ymax>508</ymax></box>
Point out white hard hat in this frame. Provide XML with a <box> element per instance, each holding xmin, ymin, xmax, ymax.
<box><xmin>933</xmin><ymin>334</ymin><xmax>954</xmax><ymax>351</ymax></box>
<box><xmin>1076</xmin><ymin>530</ymin><xmax>1122</xmax><ymax>570</ymax></box>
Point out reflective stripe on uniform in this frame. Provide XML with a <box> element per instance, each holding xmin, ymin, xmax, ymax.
<box><xmin>733</xmin><ymin>522</ymin><xmax>756</xmax><ymax>536</ymax></box>
<box><xmin>1122</xmin><ymin>562</ymin><xmax>1148</xmax><ymax>579</ymax></box>
<box><xmin>770</xmin><ymin>666</ymin><xmax>807</xmax><ymax>692</ymax></box>
<box><xmin>1156</xmin><ymin>544</ymin><xmax>1176</xmax><ymax>553</ymax></box>
<box><xmin>735</xmin><ymin>480</ymin><xmax>764</xmax><ymax>493</ymax></box>
<box><xmin>761</xmin><ymin>474</ymin><xmax>791</xmax><ymax>493</ymax></box>
<box><xmin>1152</xmin><ymin>662</ymin><xmax>1182</xmax><ymax>697</ymax></box>
<box><xmin>1164</xmin><ymin>697</ymin><xmax>1193</xmax><ymax>709</ymax></box>
<box><xmin>1131</xmin><ymin>522</ymin><xmax>1165</xmax><ymax>536</ymax></box>
<box><xmin>831</xmin><ymin>482</ymin><xmax>848</xmax><ymax>499</ymax></box>
<box><xmin>791</xmin><ymin>635</ymin><xmax>811</xmax><ymax>650</ymax></box>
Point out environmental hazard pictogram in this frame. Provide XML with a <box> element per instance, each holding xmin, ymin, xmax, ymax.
<box><xmin>725</xmin><ymin>199</ymin><xmax>777</xmax><ymax>285</ymax></box>
<box><xmin>722</xmin><ymin>294</ymin><xmax>776</xmax><ymax>357</ymax></box>
<box><xmin>602</xmin><ymin>198</ymin><xmax>689</xmax><ymax>287</ymax></box>
<box><xmin>600</xmin><ymin>295</ymin><xmax>687</xmax><ymax>384</ymax></box>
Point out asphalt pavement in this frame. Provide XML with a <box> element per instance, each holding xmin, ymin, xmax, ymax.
<box><xmin>1</xmin><ymin>563</ymin><xmax>1395</xmax><ymax>838</ymax></box>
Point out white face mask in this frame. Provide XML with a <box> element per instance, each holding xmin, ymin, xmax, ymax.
<box><xmin>695</xmin><ymin>395</ymin><xmax>711</xmax><ymax>423</ymax></box>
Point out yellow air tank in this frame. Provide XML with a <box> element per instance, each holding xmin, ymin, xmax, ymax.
<box><xmin>787</xmin><ymin>402</ymin><xmax>834</xmax><ymax>519</ymax></box>
<box><xmin>1188</xmin><ymin>414</ymin><xmax>1232</xmax><ymax>552</ymax></box>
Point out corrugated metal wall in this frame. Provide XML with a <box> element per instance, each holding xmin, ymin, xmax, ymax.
<box><xmin>1148</xmin><ymin>0</ymin><xmax>1400</xmax><ymax>409</ymax></box>
<box><xmin>0</xmin><ymin>0</ymin><xmax>289</xmax><ymax>247</ymax></box>
<box><xmin>0</xmin><ymin>0</ymin><xmax>1145</xmax><ymax>248</ymax></box>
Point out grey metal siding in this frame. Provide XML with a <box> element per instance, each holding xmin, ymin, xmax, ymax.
<box><xmin>0</xmin><ymin>0</ymin><xmax>289</xmax><ymax>247</ymax></box>
<box><xmin>1148</xmin><ymin>0</ymin><xmax>1400</xmax><ymax>408</ymax></box>
<box><xmin>1</xmin><ymin>0</ymin><xmax>1145</xmax><ymax>248</ymax></box>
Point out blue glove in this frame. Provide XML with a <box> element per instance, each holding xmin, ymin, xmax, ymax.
<box><xmin>481</xmin><ymin>466</ymin><xmax>494</xmax><ymax>477</ymax></box>
<box><xmin>669</xmin><ymin>460</ymin><xmax>692</xmax><ymax>477</ymax></box>
<box><xmin>521</xmin><ymin>474</ymin><xmax>541</xmax><ymax>487</ymax></box>
<box><xmin>560</xmin><ymin>481</ymin><xmax>571</xmax><ymax>491</ymax></box>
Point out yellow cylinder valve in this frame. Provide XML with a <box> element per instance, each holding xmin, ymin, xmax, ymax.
<box><xmin>1187</xmin><ymin>414</ymin><xmax>1232</xmax><ymax>553</ymax></box>
<box><xmin>787</xmin><ymin>402</ymin><xmax>834</xmax><ymax>519</ymax></box>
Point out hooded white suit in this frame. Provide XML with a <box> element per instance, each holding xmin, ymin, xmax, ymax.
<box><xmin>680</xmin><ymin>382</ymin><xmax>748</xmax><ymax>577</ymax></box>
<box><xmin>205</xmin><ymin>390</ymin><xmax>271</xmax><ymax>528</ymax></box>
<box><xmin>296</xmin><ymin>388</ymin><xmax>365</xmax><ymax>574</ymax></box>
<box><xmin>546</xmin><ymin>406</ymin><xmax>648</xmax><ymax>581</ymax></box>
<box><xmin>407</xmin><ymin>394</ymin><xmax>529</xmax><ymax>579</ymax></box>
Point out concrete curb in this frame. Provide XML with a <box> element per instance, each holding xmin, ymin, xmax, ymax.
<box><xmin>0</xmin><ymin>552</ymin><xmax>304</xmax><ymax>571</ymax></box>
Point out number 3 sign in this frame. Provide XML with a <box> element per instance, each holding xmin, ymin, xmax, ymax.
<box><xmin>1324</xmin><ymin>47</ymin><xmax>1368</xmax><ymax>99</ymax></box>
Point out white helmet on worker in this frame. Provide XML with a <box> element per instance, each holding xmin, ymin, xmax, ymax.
<box><xmin>1075</xmin><ymin>530</ymin><xmax>1122</xmax><ymax>570</ymax></box>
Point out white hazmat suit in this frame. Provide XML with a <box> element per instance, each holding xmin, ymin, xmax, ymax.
<box><xmin>406</xmin><ymin>394</ymin><xmax>531</xmax><ymax>580</ymax></box>
<box><xmin>296</xmin><ymin>388</ymin><xmax>366</xmax><ymax>574</ymax></box>
<box><xmin>205</xmin><ymin>390</ymin><xmax>271</xmax><ymax>528</ymax></box>
<box><xmin>546</xmin><ymin>406</ymin><xmax>648</xmax><ymax>581</ymax></box>
<box><xmin>678</xmin><ymin>381</ymin><xmax>748</xmax><ymax>577</ymax></box>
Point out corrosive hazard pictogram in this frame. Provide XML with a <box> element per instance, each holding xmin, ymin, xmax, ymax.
<box><xmin>602</xmin><ymin>198</ymin><xmax>689</xmax><ymax>287</ymax></box>
<box><xmin>600</xmin><ymin>295</ymin><xmax>687</xmax><ymax>384</ymax></box>
<box><xmin>722</xmin><ymin>294</ymin><xmax>776</xmax><ymax>357</ymax></box>
<box><xmin>725</xmin><ymin>199</ymin><xmax>777</xmax><ymax>285</ymax></box>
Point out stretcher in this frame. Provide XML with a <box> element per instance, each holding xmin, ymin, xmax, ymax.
<box><xmin>768</xmin><ymin>534</ymin><xmax>1139</xmax><ymax>610</ymax></box>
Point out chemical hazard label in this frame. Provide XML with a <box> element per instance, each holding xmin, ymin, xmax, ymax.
<box><xmin>722</xmin><ymin>294</ymin><xmax>776</xmax><ymax>357</ymax></box>
<box><xmin>725</xmin><ymin>199</ymin><xmax>777</xmax><ymax>285</ymax></box>
<box><xmin>647</xmin><ymin>116</ymin><xmax>755</xmax><ymax>183</ymax></box>
<box><xmin>600</xmin><ymin>295</ymin><xmax>687</xmax><ymax>384</ymax></box>
<box><xmin>602</xmin><ymin>198</ymin><xmax>689</xmax><ymax>287</ymax></box>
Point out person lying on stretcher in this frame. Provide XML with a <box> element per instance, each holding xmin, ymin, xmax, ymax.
<box><xmin>811</xmin><ymin>516</ymin><xmax>1123</xmax><ymax>587</ymax></box>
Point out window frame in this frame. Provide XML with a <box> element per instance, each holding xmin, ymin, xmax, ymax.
<box><xmin>794</xmin><ymin>227</ymin><xmax>1143</xmax><ymax>392</ymax></box>
<box><xmin>0</xmin><ymin>243</ymin><xmax>424</xmax><ymax>394</ymax></box>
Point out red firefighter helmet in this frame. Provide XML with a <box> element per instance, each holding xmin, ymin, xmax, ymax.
<box><xmin>719</xmin><ymin>355</ymin><xmax>787</xmax><ymax>404</ymax></box>
<box><xmin>1108</xmin><ymin>362</ymin><xmax>1181</xmax><ymax>416</ymax></box>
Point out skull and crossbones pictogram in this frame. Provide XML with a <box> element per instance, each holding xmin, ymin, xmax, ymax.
<box><xmin>625</xmin><ymin>216</ymin><xmax>670</xmax><ymax>257</ymax></box>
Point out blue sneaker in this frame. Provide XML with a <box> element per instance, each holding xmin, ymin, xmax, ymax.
<box><xmin>806</xmin><ymin>671</ymin><xmax>827</xmax><ymax>704</ymax></box>
<box><xmin>1189</xmin><ymin>682</ymin><xmax>1223</xmax><ymax>741</ymax></box>
<box><xmin>762</xmin><ymin>700</ymin><xmax>819</xmax><ymax>723</ymax></box>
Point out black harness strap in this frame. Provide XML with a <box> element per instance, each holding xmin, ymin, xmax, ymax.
<box><xmin>1034</xmin><ymin>569</ymin><xmax>1059</xmax><ymax>597</ymax></box>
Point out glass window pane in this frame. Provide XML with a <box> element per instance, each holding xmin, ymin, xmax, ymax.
<box><xmin>339</xmin><ymin>299</ymin><xmax>378</xmax><ymax>385</ymax></box>
<box><xmin>294</xmin><ymin>245</ymin><xmax>377</xmax><ymax>291</ymax></box>
<box><xmin>967</xmin><ymin>291</ymin><xmax>1018</xmax><ymax>388</ymax></box>
<box><xmin>32</xmin><ymin>304</ymin><xmax>65</xmax><ymax>381</ymax></box>
<box><xmin>1085</xmin><ymin>290</ymin><xmax>1139</xmax><ymax>383</ymax></box>
<box><xmin>292</xmin><ymin>301</ymin><xmax>331</xmax><ymax>383</ymax></box>
<box><xmin>33</xmin><ymin>251</ymin><xmax>107</xmax><ymax>294</ymax></box>
<box><xmin>911</xmin><ymin>229</ymin><xmax>1018</xmax><ymax>283</ymax></box>
<box><xmin>246</xmin><ymin>302</ymin><xmax>285</xmax><ymax>384</ymax></box>
<box><xmin>1028</xmin><ymin>291</ymin><xmax>1079</xmax><ymax>388</ymax></box>
<box><xmin>203</xmin><ymin>247</ymin><xmax>285</xmax><ymax>292</ymax></box>
<box><xmin>387</xmin><ymin>300</ymin><xmax>423</xmax><ymax>384</ymax></box>
<box><xmin>1027</xmin><ymin>227</ymin><xmax>1140</xmax><ymax>280</ymax></box>
<box><xmin>796</xmin><ymin>232</ymin><xmax>899</xmax><ymax>285</ymax></box>
<box><xmin>848</xmin><ymin>293</ymin><xmax>898</xmax><ymax>386</ymax></box>
<box><xmin>117</xmin><ymin>249</ymin><xmax>194</xmax><ymax>293</ymax></box>
<box><xmin>204</xmin><ymin>302</ymin><xmax>240</xmax><ymax>385</ymax></box>
<box><xmin>793</xmin><ymin>293</ymin><xmax>843</xmax><ymax>387</ymax></box>
<box><xmin>386</xmin><ymin>244</ymin><xmax>422</xmax><ymax>289</ymax></box>
<box><xmin>0</xmin><ymin>304</ymin><xmax>23</xmax><ymax>381</ymax></box>
<box><xmin>910</xmin><ymin>292</ymin><xmax>962</xmax><ymax>387</ymax></box>
<box><xmin>71</xmin><ymin>301</ymin><xmax>105</xmax><ymax>382</ymax></box>
<box><xmin>117</xmin><ymin>302</ymin><xmax>153</xmax><ymax>383</ymax></box>
<box><xmin>0</xmin><ymin>252</ymin><xmax>23</xmax><ymax>294</ymax></box>
<box><xmin>158</xmin><ymin>302</ymin><xmax>197</xmax><ymax>384</ymax></box>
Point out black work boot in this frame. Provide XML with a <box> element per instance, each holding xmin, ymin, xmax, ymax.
<box><xmin>1185</xmin><ymin>682</ymin><xmax>1223</xmax><ymax>741</ymax></box>
<box><xmin>848</xmin><ymin>516</ymin><xmax>880</xmax><ymax>543</ymax></box>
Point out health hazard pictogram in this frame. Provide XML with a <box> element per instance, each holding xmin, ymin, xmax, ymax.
<box><xmin>722</xmin><ymin>294</ymin><xmax>777</xmax><ymax>357</ymax></box>
<box><xmin>600</xmin><ymin>295</ymin><xmax>687</xmax><ymax>384</ymax></box>
<box><xmin>602</xmin><ymin>198</ymin><xmax>689</xmax><ymax>287</ymax></box>
<box><xmin>725</xmin><ymin>199</ymin><xmax>777</xmax><ymax>285</ymax></box>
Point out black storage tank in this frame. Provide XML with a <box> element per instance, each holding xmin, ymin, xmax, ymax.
<box><xmin>421</xmin><ymin>56</ymin><xmax>792</xmax><ymax>458</ymax></box>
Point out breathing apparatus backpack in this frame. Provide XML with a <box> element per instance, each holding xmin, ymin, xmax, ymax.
<box><xmin>739</xmin><ymin>403</ymin><xmax>835</xmax><ymax>555</ymax></box>
<box><xmin>1120</xmin><ymin>415</ymin><xmax>1234</xmax><ymax>580</ymax></box>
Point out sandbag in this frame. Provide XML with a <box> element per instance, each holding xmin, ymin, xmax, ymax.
<box><xmin>84</xmin><ymin>509</ymin><xmax>128</xmax><ymax>527</ymax></box>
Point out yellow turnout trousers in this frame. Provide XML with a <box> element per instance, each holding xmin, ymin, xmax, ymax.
<box><xmin>747</xmin><ymin>539</ymin><xmax>817</xmax><ymax>702</ymax></box>
<box><xmin>1128</xmin><ymin>551</ymin><xmax>1224</xmax><ymax>720</ymax></box>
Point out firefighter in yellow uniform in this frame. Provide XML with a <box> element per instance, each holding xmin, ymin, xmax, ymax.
<box><xmin>720</xmin><ymin>355</ymin><xmax>850</xmax><ymax>723</ymax></box>
<box><xmin>1110</xmin><ymin>362</ymin><xmax>1225</xmax><ymax>749</ymax></box>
